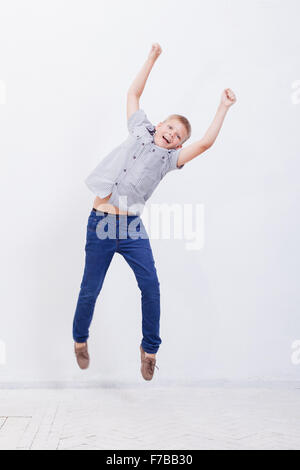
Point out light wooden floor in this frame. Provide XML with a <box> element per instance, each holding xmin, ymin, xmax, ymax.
<box><xmin>0</xmin><ymin>383</ymin><xmax>300</xmax><ymax>450</ymax></box>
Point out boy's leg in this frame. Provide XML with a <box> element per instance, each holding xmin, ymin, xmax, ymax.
<box><xmin>117</xmin><ymin>218</ymin><xmax>161</xmax><ymax>354</ymax></box>
<box><xmin>72</xmin><ymin>211</ymin><xmax>116</xmax><ymax>343</ymax></box>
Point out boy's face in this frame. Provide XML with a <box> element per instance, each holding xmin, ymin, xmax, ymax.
<box><xmin>154</xmin><ymin>118</ymin><xmax>188</xmax><ymax>150</ymax></box>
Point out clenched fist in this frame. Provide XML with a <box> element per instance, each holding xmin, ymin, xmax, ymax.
<box><xmin>220</xmin><ymin>88</ymin><xmax>237</xmax><ymax>108</ymax></box>
<box><xmin>148</xmin><ymin>43</ymin><xmax>162</xmax><ymax>62</ymax></box>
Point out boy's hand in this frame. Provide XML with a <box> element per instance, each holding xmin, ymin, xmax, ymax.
<box><xmin>148</xmin><ymin>43</ymin><xmax>162</xmax><ymax>62</ymax></box>
<box><xmin>220</xmin><ymin>88</ymin><xmax>237</xmax><ymax>108</ymax></box>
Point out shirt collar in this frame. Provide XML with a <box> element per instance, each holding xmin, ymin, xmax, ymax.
<box><xmin>146</xmin><ymin>125</ymin><xmax>156</xmax><ymax>136</ymax></box>
<box><xmin>145</xmin><ymin>126</ymin><xmax>172</xmax><ymax>154</ymax></box>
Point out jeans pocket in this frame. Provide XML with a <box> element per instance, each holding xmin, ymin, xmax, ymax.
<box><xmin>87</xmin><ymin>215</ymin><xmax>102</xmax><ymax>232</ymax></box>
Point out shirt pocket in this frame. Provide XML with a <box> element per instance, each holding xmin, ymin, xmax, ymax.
<box><xmin>135</xmin><ymin>156</ymin><xmax>167</xmax><ymax>197</ymax></box>
<box><xmin>130</xmin><ymin>125</ymin><xmax>148</xmax><ymax>140</ymax></box>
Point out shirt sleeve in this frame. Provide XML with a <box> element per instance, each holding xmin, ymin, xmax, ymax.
<box><xmin>127</xmin><ymin>108</ymin><xmax>153</xmax><ymax>134</ymax></box>
<box><xmin>166</xmin><ymin>148</ymin><xmax>185</xmax><ymax>172</ymax></box>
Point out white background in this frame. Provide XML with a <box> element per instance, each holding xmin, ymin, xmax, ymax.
<box><xmin>0</xmin><ymin>0</ymin><xmax>299</xmax><ymax>385</ymax></box>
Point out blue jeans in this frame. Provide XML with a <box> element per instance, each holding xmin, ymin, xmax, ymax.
<box><xmin>72</xmin><ymin>209</ymin><xmax>162</xmax><ymax>354</ymax></box>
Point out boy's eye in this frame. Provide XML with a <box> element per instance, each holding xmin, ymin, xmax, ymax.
<box><xmin>168</xmin><ymin>124</ymin><xmax>180</xmax><ymax>139</ymax></box>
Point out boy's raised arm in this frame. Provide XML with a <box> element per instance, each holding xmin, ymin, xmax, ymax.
<box><xmin>177</xmin><ymin>88</ymin><xmax>237</xmax><ymax>167</ymax></box>
<box><xmin>127</xmin><ymin>43</ymin><xmax>162</xmax><ymax>121</ymax></box>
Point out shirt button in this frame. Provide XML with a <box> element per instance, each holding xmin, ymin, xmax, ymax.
<box><xmin>115</xmin><ymin>182</ymin><xmax>118</xmax><ymax>185</ymax></box>
<box><xmin>152</xmin><ymin>149</ymin><xmax>155</xmax><ymax>152</ymax></box>
<box><xmin>133</xmin><ymin>156</ymin><xmax>136</xmax><ymax>159</ymax></box>
<box><xmin>123</xmin><ymin>169</ymin><xmax>126</xmax><ymax>172</ymax></box>
<box><xmin>142</xmin><ymin>143</ymin><xmax>145</xmax><ymax>146</ymax></box>
<box><xmin>162</xmin><ymin>156</ymin><xmax>165</xmax><ymax>159</ymax></box>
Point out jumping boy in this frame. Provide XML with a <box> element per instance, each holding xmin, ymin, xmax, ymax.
<box><xmin>72</xmin><ymin>43</ymin><xmax>236</xmax><ymax>380</ymax></box>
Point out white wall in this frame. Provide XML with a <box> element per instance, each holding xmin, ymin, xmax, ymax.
<box><xmin>0</xmin><ymin>0</ymin><xmax>299</xmax><ymax>385</ymax></box>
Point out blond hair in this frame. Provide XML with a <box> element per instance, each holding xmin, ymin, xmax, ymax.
<box><xmin>164</xmin><ymin>114</ymin><xmax>192</xmax><ymax>144</ymax></box>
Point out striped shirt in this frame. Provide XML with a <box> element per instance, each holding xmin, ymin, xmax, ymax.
<box><xmin>85</xmin><ymin>108</ymin><xmax>184</xmax><ymax>216</ymax></box>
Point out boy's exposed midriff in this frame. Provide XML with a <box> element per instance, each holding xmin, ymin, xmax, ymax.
<box><xmin>93</xmin><ymin>194</ymin><xmax>136</xmax><ymax>215</ymax></box>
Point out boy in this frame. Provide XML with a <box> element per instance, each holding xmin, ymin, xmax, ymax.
<box><xmin>72</xmin><ymin>43</ymin><xmax>236</xmax><ymax>380</ymax></box>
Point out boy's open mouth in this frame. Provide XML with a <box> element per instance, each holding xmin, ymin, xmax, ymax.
<box><xmin>163</xmin><ymin>136</ymin><xmax>170</xmax><ymax>144</ymax></box>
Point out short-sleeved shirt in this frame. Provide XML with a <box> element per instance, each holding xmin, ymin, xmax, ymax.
<box><xmin>85</xmin><ymin>108</ymin><xmax>184</xmax><ymax>216</ymax></box>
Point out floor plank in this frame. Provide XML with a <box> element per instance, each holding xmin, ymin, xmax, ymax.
<box><xmin>0</xmin><ymin>385</ymin><xmax>299</xmax><ymax>450</ymax></box>
<box><xmin>0</xmin><ymin>417</ymin><xmax>32</xmax><ymax>450</ymax></box>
